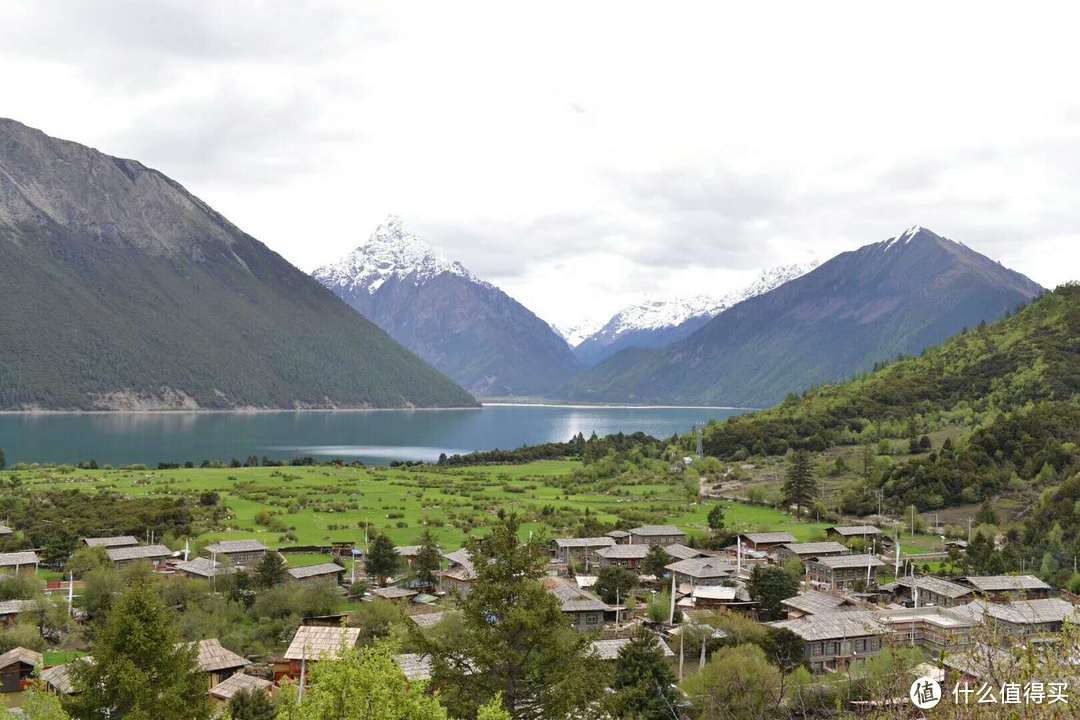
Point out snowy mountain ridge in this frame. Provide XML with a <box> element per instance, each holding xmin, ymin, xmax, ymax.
<box><xmin>577</xmin><ymin>260</ymin><xmax>819</xmax><ymax>347</ymax></box>
<box><xmin>313</xmin><ymin>215</ymin><xmax>484</xmax><ymax>294</ymax></box>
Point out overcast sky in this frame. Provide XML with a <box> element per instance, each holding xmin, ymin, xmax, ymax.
<box><xmin>3</xmin><ymin>2</ymin><xmax>1079</xmax><ymax>328</ymax></box>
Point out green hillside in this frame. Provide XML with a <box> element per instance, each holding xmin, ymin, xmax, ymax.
<box><xmin>697</xmin><ymin>282</ymin><xmax>1080</xmax><ymax>514</ymax></box>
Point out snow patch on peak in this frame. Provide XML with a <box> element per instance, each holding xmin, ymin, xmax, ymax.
<box><xmin>581</xmin><ymin>260</ymin><xmax>819</xmax><ymax>345</ymax></box>
<box><xmin>554</xmin><ymin>319</ymin><xmax>606</xmax><ymax>347</ymax></box>
<box><xmin>313</xmin><ymin>216</ymin><xmax>480</xmax><ymax>294</ymax></box>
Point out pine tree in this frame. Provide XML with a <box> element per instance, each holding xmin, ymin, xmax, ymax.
<box><xmin>253</xmin><ymin>552</ymin><xmax>287</xmax><ymax>588</ymax></box>
<box><xmin>66</xmin><ymin>581</ymin><xmax>210</xmax><ymax>720</ymax></box>
<box><xmin>365</xmin><ymin>533</ymin><xmax>400</xmax><ymax>587</ymax></box>
<box><xmin>227</xmin><ymin>687</ymin><xmax>277</xmax><ymax>720</ymax></box>
<box><xmin>642</xmin><ymin>545</ymin><xmax>672</xmax><ymax>579</ymax></box>
<box><xmin>782</xmin><ymin>450</ymin><xmax>817</xmax><ymax>520</ymax></box>
<box><xmin>707</xmin><ymin>503</ymin><xmax>725</xmax><ymax>530</ymax></box>
<box><xmin>412</xmin><ymin>514</ymin><xmax>606</xmax><ymax>719</ymax></box>
<box><xmin>414</xmin><ymin>529</ymin><xmax>442</xmax><ymax>587</ymax></box>
<box><xmin>608</xmin><ymin>627</ymin><xmax>678</xmax><ymax>720</ymax></box>
<box><xmin>0</xmin><ymin>447</ymin><xmax>5</xmax><ymax>470</ymax></box>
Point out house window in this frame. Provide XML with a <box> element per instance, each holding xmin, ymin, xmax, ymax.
<box><xmin>585</xmin><ymin>614</ymin><xmax>599</xmax><ymax>625</ymax></box>
<box><xmin>855</xmin><ymin>639</ymin><xmax>866</xmax><ymax>653</ymax></box>
<box><xmin>812</xmin><ymin>643</ymin><xmax>822</xmax><ymax>656</ymax></box>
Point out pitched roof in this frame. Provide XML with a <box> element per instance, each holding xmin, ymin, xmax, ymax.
<box><xmin>630</xmin><ymin>525</ymin><xmax>685</xmax><ymax>537</ymax></box>
<box><xmin>0</xmin><ymin>600</ymin><xmax>39</xmax><ymax>617</ymax></box>
<box><xmin>208</xmin><ymin>672</ymin><xmax>273</xmax><ymax>701</ymax></box>
<box><xmin>770</xmin><ymin>610</ymin><xmax>889</xmax><ymax>641</ymax></box>
<box><xmin>892</xmin><ymin>575</ymin><xmax>973</xmax><ymax>599</ymax></box>
<box><xmin>961</xmin><ymin>575</ymin><xmax>1052</xmax><ymax>592</ymax></box>
<box><xmin>740</xmin><ymin>532</ymin><xmax>795</xmax><ymax>545</ymax></box>
<box><xmin>83</xmin><ymin>535</ymin><xmax>139</xmax><ymax>548</ymax></box>
<box><xmin>691</xmin><ymin>585</ymin><xmax>750</xmax><ymax>602</ymax></box>
<box><xmin>284</xmin><ymin>626</ymin><xmax>361</xmax><ymax>661</ymax></box>
<box><xmin>409</xmin><ymin>612</ymin><xmax>446</xmax><ymax>629</ymax></box>
<box><xmin>606</xmin><ymin>530</ymin><xmax>630</xmax><ymax>538</ymax></box>
<box><xmin>187</xmin><ymin>638</ymin><xmax>248</xmax><ymax>673</ymax></box>
<box><xmin>810</xmin><ymin>554</ymin><xmax>886</xmax><ymax>569</ymax></box>
<box><xmin>41</xmin><ymin>657</ymin><xmax>92</xmax><ymax>695</ymax></box>
<box><xmin>441</xmin><ymin>549</ymin><xmax>477</xmax><ymax>580</ymax></box>
<box><xmin>828</xmin><ymin>525</ymin><xmax>881</xmax><ymax>536</ymax></box>
<box><xmin>983</xmin><ymin>598</ymin><xmax>1080</xmax><ymax>626</ymax></box>
<box><xmin>396</xmin><ymin>545</ymin><xmax>422</xmax><ymax>556</ymax></box>
<box><xmin>554</xmin><ymin>537</ymin><xmax>616</xmax><ymax>549</ymax></box>
<box><xmin>205</xmin><ymin>540</ymin><xmax>268</xmax><ymax>554</ymax></box>
<box><xmin>664</xmin><ymin>557</ymin><xmax>736</xmax><ymax>579</ymax></box>
<box><xmin>781</xmin><ymin>590</ymin><xmax>861</xmax><ymax>616</ymax></box>
<box><xmin>175</xmin><ymin>556</ymin><xmax>231</xmax><ymax>578</ymax></box>
<box><xmin>0</xmin><ymin>646</ymin><xmax>42</xmax><ymax>669</ymax></box>
<box><xmin>663</xmin><ymin>543</ymin><xmax>705</xmax><ymax>561</ymax></box>
<box><xmin>0</xmin><ymin>525</ymin><xmax>12</xmax><ymax>535</ymax></box>
<box><xmin>0</xmin><ymin>551</ymin><xmax>39</xmax><ymax>567</ymax></box>
<box><xmin>395</xmin><ymin>653</ymin><xmax>433</xmax><ymax>681</ymax></box>
<box><xmin>542</xmin><ymin>578</ymin><xmax>612</xmax><ymax>613</ymax></box>
<box><xmin>105</xmin><ymin>544</ymin><xmax>172</xmax><ymax>562</ymax></box>
<box><xmin>780</xmin><ymin>542</ymin><xmax>849</xmax><ymax>556</ymax></box>
<box><xmin>288</xmin><ymin>563</ymin><xmax>344</xmax><ymax>580</ymax></box>
<box><xmin>590</xmin><ymin>637</ymin><xmax>674</xmax><ymax>661</ymax></box>
<box><xmin>372</xmin><ymin>586</ymin><xmax>418</xmax><ymax>600</ymax></box>
<box><xmin>595</xmin><ymin>544</ymin><xmax>650</xmax><ymax>560</ymax></box>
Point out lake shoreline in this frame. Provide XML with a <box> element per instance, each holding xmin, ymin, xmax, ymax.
<box><xmin>0</xmin><ymin>401</ymin><xmax>758</xmax><ymax>415</ymax></box>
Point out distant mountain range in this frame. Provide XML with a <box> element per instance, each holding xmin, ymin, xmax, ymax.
<box><xmin>314</xmin><ymin>218</ymin><xmax>580</xmax><ymax>396</ymax></box>
<box><xmin>568</xmin><ymin>262</ymin><xmax>818</xmax><ymax>366</ymax></box>
<box><xmin>561</xmin><ymin>226</ymin><xmax>1045</xmax><ymax>407</ymax></box>
<box><xmin>0</xmin><ymin>119</ymin><xmax>476</xmax><ymax>410</ymax></box>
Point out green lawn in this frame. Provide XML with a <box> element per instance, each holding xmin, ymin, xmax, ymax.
<box><xmin>5</xmin><ymin>460</ymin><xmax>944</xmax><ymax>554</ymax></box>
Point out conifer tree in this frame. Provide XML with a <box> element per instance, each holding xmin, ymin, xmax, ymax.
<box><xmin>782</xmin><ymin>450</ymin><xmax>817</xmax><ymax>520</ymax></box>
<box><xmin>364</xmin><ymin>533</ymin><xmax>400</xmax><ymax>587</ymax></box>
<box><xmin>414</xmin><ymin>529</ymin><xmax>442</xmax><ymax>587</ymax></box>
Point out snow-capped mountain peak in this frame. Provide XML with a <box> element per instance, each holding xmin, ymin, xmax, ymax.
<box><xmin>581</xmin><ymin>260</ymin><xmax>819</xmax><ymax>345</ymax></box>
<box><xmin>313</xmin><ymin>215</ymin><xmax>478</xmax><ymax>294</ymax></box>
<box><xmin>553</xmin><ymin>319</ymin><xmax>606</xmax><ymax>347</ymax></box>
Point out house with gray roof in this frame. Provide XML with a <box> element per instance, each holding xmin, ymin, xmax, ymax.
<box><xmin>770</xmin><ymin>610</ymin><xmax>889</xmax><ymax>673</ymax></box>
<box><xmin>175</xmin><ymin>556</ymin><xmax>232</xmax><ymax>580</ymax></box>
<box><xmin>806</xmin><ymin>554</ymin><xmax>885</xmax><ymax>590</ymax></box>
<box><xmin>105</xmin><ymin>544</ymin><xmax>172</xmax><ymax>567</ymax></box>
<box><xmin>590</xmin><ymin>637</ymin><xmax>674</xmax><ymax>661</ymax></box>
<box><xmin>775</xmin><ymin>542</ymin><xmax>849</xmax><ymax>565</ymax></box>
<box><xmin>0</xmin><ymin>551</ymin><xmax>38</xmax><ymax>576</ymax></box>
<box><xmin>594</xmin><ymin>544</ymin><xmax>650</xmax><ymax>570</ymax></box>
<box><xmin>825</xmin><ymin>526</ymin><xmax>882</xmax><ymax>542</ymax></box>
<box><xmin>552</xmin><ymin>536</ymin><xmax>615</xmax><ymax>565</ymax></box>
<box><xmin>663</xmin><ymin>543</ymin><xmax>706</xmax><ymax>562</ymax></box>
<box><xmin>664</xmin><ymin>557</ymin><xmax>736</xmax><ymax>587</ymax></box>
<box><xmin>287</xmin><ymin>562</ymin><xmax>345</xmax><ymax>584</ymax></box>
<box><xmin>958</xmin><ymin>575</ymin><xmax>1053</xmax><ymax>601</ymax></box>
<box><xmin>438</xmin><ymin>548</ymin><xmax>478</xmax><ymax>596</ymax></box>
<box><xmin>542</xmin><ymin>577</ymin><xmax>620</xmax><ymax>630</ymax></box>
<box><xmin>82</xmin><ymin>535</ymin><xmax>139</xmax><ymax>549</ymax></box>
<box><xmin>781</xmin><ymin>590</ymin><xmax>864</xmax><ymax>619</ymax></box>
<box><xmin>881</xmin><ymin>575</ymin><xmax>973</xmax><ymax>608</ymax></box>
<box><xmin>628</xmin><ymin>525</ymin><xmax>686</xmax><ymax>546</ymax></box>
<box><xmin>737</xmin><ymin>532</ymin><xmax>795</xmax><ymax>552</ymax></box>
<box><xmin>204</xmin><ymin>540</ymin><xmax>268</xmax><ymax>569</ymax></box>
<box><xmin>0</xmin><ymin>647</ymin><xmax>41</xmax><ymax>693</ymax></box>
<box><xmin>208</xmin><ymin>673</ymin><xmax>273</xmax><ymax>712</ymax></box>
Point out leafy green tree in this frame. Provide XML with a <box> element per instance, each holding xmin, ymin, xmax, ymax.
<box><xmin>66</xmin><ymin>580</ymin><xmax>210</xmax><ymax>720</ymax></box>
<box><xmin>7</xmin><ymin>691</ymin><xmax>70</xmax><ymax>719</ymax></box>
<box><xmin>974</xmin><ymin>499</ymin><xmax>999</xmax><ymax>526</ymax></box>
<box><xmin>350</xmin><ymin>600</ymin><xmax>405</xmax><ymax>644</ymax></box>
<box><xmin>608</xmin><ymin>628</ymin><xmax>678</xmax><ymax>720</ymax></box>
<box><xmin>413</xmin><ymin>514</ymin><xmax>607</xmax><ymax>720</ymax></box>
<box><xmin>707</xmin><ymin>503</ymin><xmax>725</xmax><ymax>531</ymax></box>
<box><xmin>65</xmin><ymin>547</ymin><xmax>109</xmax><ymax>578</ymax></box>
<box><xmin>746</xmin><ymin>565</ymin><xmax>798</xmax><ymax>621</ymax></box>
<box><xmin>414</xmin><ymin>530</ymin><xmax>441</xmax><ymax>587</ymax></box>
<box><xmin>642</xmin><ymin>545</ymin><xmax>672</xmax><ymax>579</ymax></box>
<box><xmin>781</xmin><ymin>451</ymin><xmax>817</xmax><ymax>520</ymax></box>
<box><xmin>595</xmin><ymin>565</ymin><xmax>637</xmax><ymax>605</ymax></box>
<box><xmin>681</xmin><ymin>644</ymin><xmax>781</xmax><ymax>720</ymax></box>
<box><xmin>365</xmin><ymin>534</ymin><xmax>400</xmax><ymax>587</ymax></box>
<box><xmin>276</xmin><ymin>643</ymin><xmax>447</xmax><ymax>720</ymax></box>
<box><xmin>253</xmin><ymin>552</ymin><xmax>287</xmax><ymax>588</ymax></box>
<box><xmin>761</xmin><ymin>627</ymin><xmax>805</xmax><ymax>701</ymax></box>
<box><xmin>226</xmin><ymin>687</ymin><xmax>276</xmax><ymax>720</ymax></box>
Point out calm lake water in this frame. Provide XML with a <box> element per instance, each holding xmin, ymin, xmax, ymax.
<box><xmin>0</xmin><ymin>404</ymin><xmax>746</xmax><ymax>466</ymax></box>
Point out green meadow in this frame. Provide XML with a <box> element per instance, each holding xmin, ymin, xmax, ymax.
<box><xmin>7</xmin><ymin>460</ymin><xmax>944</xmax><ymax>554</ymax></box>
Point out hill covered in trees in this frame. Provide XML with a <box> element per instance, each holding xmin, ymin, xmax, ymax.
<box><xmin>0</xmin><ymin>119</ymin><xmax>476</xmax><ymax>410</ymax></box>
<box><xmin>698</xmin><ymin>283</ymin><xmax>1079</xmax><ymax>520</ymax></box>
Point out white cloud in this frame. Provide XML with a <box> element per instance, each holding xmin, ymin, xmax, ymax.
<box><xmin>2</xmin><ymin>1</ymin><xmax>1078</xmax><ymax>327</ymax></box>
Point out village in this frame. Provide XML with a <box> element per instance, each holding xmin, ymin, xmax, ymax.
<box><xmin>0</xmin><ymin>511</ymin><xmax>1074</xmax><ymax>717</ymax></box>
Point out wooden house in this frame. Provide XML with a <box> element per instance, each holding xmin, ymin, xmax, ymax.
<box><xmin>0</xmin><ymin>551</ymin><xmax>39</xmax><ymax>577</ymax></box>
<box><xmin>770</xmin><ymin>610</ymin><xmax>889</xmax><ymax>673</ymax></box>
<box><xmin>594</xmin><ymin>544</ymin><xmax>650</xmax><ymax>571</ymax></box>
<box><xmin>276</xmin><ymin>626</ymin><xmax>361</xmax><ymax>681</ymax></box>
<box><xmin>287</xmin><ymin>562</ymin><xmax>345</xmax><ymax>585</ymax></box>
<box><xmin>825</xmin><ymin>526</ymin><xmax>882</xmax><ymax>544</ymax></box>
<box><xmin>187</xmin><ymin>638</ymin><xmax>248</xmax><ymax>690</ymax></box>
<box><xmin>552</xmin><ymin>537</ymin><xmax>615</xmax><ymax>566</ymax></box>
<box><xmin>737</xmin><ymin>532</ymin><xmax>795</xmax><ymax>553</ymax></box>
<box><xmin>105</xmin><ymin>544</ymin><xmax>172</xmax><ymax>568</ymax></box>
<box><xmin>437</xmin><ymin>549</ymin><xmax>477</xmax><ymax>596</ymax></box>
<box><xmin>958</xmin><ymin>575</ymin><xmax>1053</xmax><ymax>602</ymax></box>
<box><xmin>82</xmin><ymin>535</ymin><xmax>139</xmax><ymax>549</ymax></box>
<box><xmin>0</xmin><ymin>647</ymin><xmax>41</xmax><ymax>693</ymax></box>
<box><xmin>204</xmin><ymin>540</ymin><xmax>268</xmax><ymax>569</ymax></box>
<box><xmin>208</xmin><ymin>673</ymin><xmax>274</xmax><ymax>714</ymax></box>
<box><xmin>806</xmin><ymin>554</ymin><xmax>885</xmax><ymax>590</ymax></box>
<box><xmin>175</xmin><ymin>556</ymin><xmax>232</xmax><ymax>580</ymax></box>
<box><xmin>628</xmin><ymin>525</ymin><xmax>686</xmax><ymax>546</ymax></box>
<box><xmin>774</xmin><ymin>542</ymin><xmax>849</xmax><ymax>566</ymax></box>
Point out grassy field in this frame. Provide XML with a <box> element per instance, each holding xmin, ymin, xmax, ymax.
<box><xmin>4</xmin><ymin>459</ymin><xmax>945</xmax><ymax>555</ymax></box>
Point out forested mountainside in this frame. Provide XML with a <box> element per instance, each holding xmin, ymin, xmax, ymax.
<box><xmin>563</xmin><ymin>227</ymin><xmax>1044</xmax><ymax>407</ymax></box>
<box><xmin>0</xmin><ymin>119</ymin><xmax>476</xmax><ymax>410</ymax></box>
<box><xmin>701</xmin><ymin>283</ymin><xmax>1079</xmax><ymax>522</ymax></box>
<box><xmin>314</xmin><ymin>217</ymin><xmax>580</xmax><ymax>397</ymax></box>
